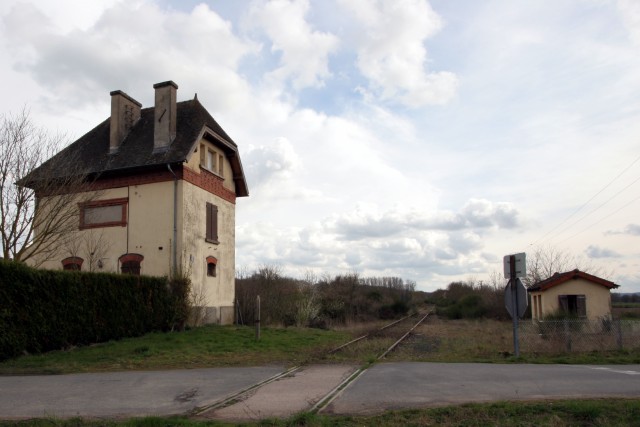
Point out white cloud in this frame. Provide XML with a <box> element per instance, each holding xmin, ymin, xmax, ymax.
<box><xmin>1</xmin><ymin>1</ymin><xmax>257</xmax><ymax>111</ymax></box>
<box><xmin>618</xmin><ymin>0</ymin><xmax>640</xmax><ymax>46</ymax></box>
<box><xmin>243</xmin><ymin>137</ymin><xmax>301</xmax><ymax>185</ymax></box>
<box><xmin>2</xmin><ymin>0</ymin><xmax>640</xmax><ymax>292</ymax></box>
<box><xmin>247</xmin><ymin>0</ymin><xmax>339</xmax><ymax>90</ymax></box>
<box><xmin>606</xmin><ymin>224</ymin><xmax>640</xmax><ymax>236</ymax></box>
<box><xmin>338</xmin><ymin>0</ymin><xmax>458</xmax><ymax>107</ymax></box>
<box><xmin>585</xmin><ymin>245</ymin><xmax>622</xmax><ymax>259</ymax></box>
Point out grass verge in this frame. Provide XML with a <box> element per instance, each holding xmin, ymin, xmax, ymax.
<box><xmin>3</xmin><ymin>399</ymin><xmax>639</xmax><ymax>426</ymax></box>
<box><xmin>0</xmin><ymin>325</ymin><xmax>349</xmax><ymax>375</ymax></box>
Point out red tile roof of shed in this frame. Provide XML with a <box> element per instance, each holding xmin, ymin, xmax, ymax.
<box><xmin>528</xmin><ymin>269</ymin><xmax>618</xmax><ymax>292</ymax></box>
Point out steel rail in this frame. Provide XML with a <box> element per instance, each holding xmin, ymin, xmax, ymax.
<box><xmin>194</xmin><ymin>311</ymin><xmax>431</xmax><ymax>418</ymax></box>
<box><xmin>313</xmin><ymin>311</ymin><xmax>432</xmax><ymax>414</ymax></box>
<box><xmin>378</xmin><ymin>311</ymin><xmax>431</xmax><ymax>360</ymax></box>
<box><xmin>190</xmin><ymin>366</ymin><xmax>301</xmax><ymax>416</ymax></box>
<box><xmin>328</xmin><ymin>312</ymin><xmax>416</xmax><ymax>354</ymax></box>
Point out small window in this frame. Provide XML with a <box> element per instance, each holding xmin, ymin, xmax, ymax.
<box><xmin>218</xmin><ymin>154</ymin><xmax>224</xmax><ymax>176</ymax></box>
<box><xmin>206</xmin><ymin>256</ymin><xmax>217</xmax><ymax>277</ymax></box>
<box><xmin>558</xmin><ymin>294</ymin><xmax>586</xmax><ymax>317</ymax></box>
<box><xmin>79</xmin><ymin>198</ymin><xmax>128</xmax><ymax>229</ymax></box>
<box><xmin>119</xmin><ymin>253</ymin><xmax>143</xmax><ymax>275</ymax></box>
<box><xmin>206</xmin><ymin>202</ymin><xmax>218</xmax><ymax>244</ymax></box>
<box><xmin>62</xmin><ymin>256</ymin><xmax>83</xmax><ymax>271</ymax></box>
<box><xmin>207</xmin><ymin>149</ymin><xmax>216</xmax><ymax>171</ymax></box>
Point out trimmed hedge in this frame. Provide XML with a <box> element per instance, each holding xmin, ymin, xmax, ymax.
<box><xmin>0</xmin><ymin>261</ymin><xmax>187</xmax><ymax>361</ymax></box>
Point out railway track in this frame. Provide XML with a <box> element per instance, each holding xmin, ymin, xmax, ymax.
<box><xmin>312</xmin><ymin>310</ymin><xmax>432</xmax><ymax>413</ymax></box>
<box><xmin>193</xmin><ymin>310</ymin><xmax>433</xmax><ymax>417</ymax></box>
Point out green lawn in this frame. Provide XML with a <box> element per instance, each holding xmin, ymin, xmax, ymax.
<box><xmin>0</xmin><ymin>325</ymin><xmax>349</xmax><ymax>375</ymax></box>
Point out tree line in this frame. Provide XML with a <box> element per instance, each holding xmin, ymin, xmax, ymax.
<box><xmin>235</xmin><ymin>266</ymin><xmax>422</xmax><ymax>327</ymax></box>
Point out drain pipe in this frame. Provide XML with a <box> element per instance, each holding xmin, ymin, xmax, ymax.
<box><xmin>167</xmin><ymin>163</ymin><xmax>178</xmax><ymax>277</ymax></box>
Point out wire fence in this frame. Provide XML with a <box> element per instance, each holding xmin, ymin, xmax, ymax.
<box><xmin>519</xmin><ymin>319</ymin><xmax>640</xmax><ymax>353</ymax></box>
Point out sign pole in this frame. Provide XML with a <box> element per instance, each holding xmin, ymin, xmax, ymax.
<box><xmin>510</xmin><ymin>255</ymin><xmax>520</xmax><ymax>357</ymax></box>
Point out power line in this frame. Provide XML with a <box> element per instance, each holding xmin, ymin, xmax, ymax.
<box><xmin>548</xmin><ymin>174</ymin><xmax>640</xmax><ymax>244</ymax></box>
<box><xmin>557</xmin><ymin>193</ymin><xmax>640</xmax><ymax>245</ymax></box>
<box><xmin>531</xmin><ymin>152</ymin><xmax>640</xmax><ymax>247</ymax></box>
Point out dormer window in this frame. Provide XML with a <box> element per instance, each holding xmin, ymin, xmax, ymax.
<box><xmin>200</xmin><ymin>144</ymin><xmax>224</xmax><ymax>176</ymax></box>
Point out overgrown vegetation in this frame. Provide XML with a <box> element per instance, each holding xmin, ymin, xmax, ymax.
<box><xmin>235</xmin><ymin>266</ymin><xmax>420</xmax><ymax>327</ymax></box>
<box><xmin>427</xmin><ymin>279</ymin><xmax>509</xmax><ymax>320</ymax></box>
<box><xmin>0</xmin><ymin>261</ymin><xmax>189</xmax><ymax>361</ymax></box>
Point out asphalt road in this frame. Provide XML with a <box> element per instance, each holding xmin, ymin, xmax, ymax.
<box><xmin>1</xmin><ymin>363</ymin><xmax>639</xmax><ymax>420</ymax></box>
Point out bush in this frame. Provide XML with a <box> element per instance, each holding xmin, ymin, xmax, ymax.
<box><xmin>439</xmin><ymin>294</ymin><xmax>487</xmax><ymax>319</ymax></box>
<box><xmin>0</xmin><ymin>261</ymin><xmax>186</xmax><ymax>361</ymax></box>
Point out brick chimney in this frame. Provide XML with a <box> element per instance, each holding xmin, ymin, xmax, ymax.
<box><xmin>153</xmin><ymin>80</ymin><xmax>178</xmax><ymax>152</ymax></box>
<box><xmin>109</xmin><ymin>90</ymin><xmax>141</xmax><ymax>153</ymax></box>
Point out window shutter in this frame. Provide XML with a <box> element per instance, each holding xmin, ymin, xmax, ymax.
<box><xmin>558</xmin><ymin>295</ymin><xmax>569</xmax><ymax>313</ymax></box>
<box><xmin>212</xmin><ymin>204</ymin><xmax>218</xmax><ymax>242</ymax></box>
<box><xmin>206</xmin><ymin>202</ymin><xmax>218</xmax><ymax>243</ymax></box>
<box><xmin>206</xmin><ymin>202</ymin><xmax>212</xmax><ymax>240</ymax></box>
<box><xmin>577</xmin><ymin>295</ymin><xmax>586</xmax><ymax>317</ymax></box>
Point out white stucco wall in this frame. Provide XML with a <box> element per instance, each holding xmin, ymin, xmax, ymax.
<box><xmin>179</xmin><ymin>181</ymin><xmax>236</xmax><ymax>324</ymax></box>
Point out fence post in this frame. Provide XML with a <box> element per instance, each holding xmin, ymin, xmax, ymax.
<box><xmin>616</xmin><ymin>319</ymin><xmax>623</xmax><ymax>351</ymax></box>
<box><xmin>564</xmin><ymin>319</ymin><xmax>572</xmax><ymax>352</ymax></box>
<box><xmin>255</xmin><ymin>295</ymin><xmax>261</xmax><ymax>341</ymax></box>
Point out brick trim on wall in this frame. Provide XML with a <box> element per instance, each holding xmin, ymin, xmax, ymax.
<box><xmin>183</xmin><ymin>167</ymin><xmax>237</xmax><ymax>204</ymax></box>
<box><xmin>86</xmin><ymin>167</ymin><xmax>237</xmax><ymax>204</ymax></box>
<box><xmin>119</xmin><ymin>253</ymin><xmax>144</xmax><ymax>264</ymax></box>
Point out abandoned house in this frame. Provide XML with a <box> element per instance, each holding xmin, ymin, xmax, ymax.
<box><xmin>528</xmin><ymin>269</ymin><xmax>618</xmax><ymax>321</ymax></box>
<box><xmin>24</xmin><ymin>80</ymin><xmax>248</xmax><ymax>324</ymax></box>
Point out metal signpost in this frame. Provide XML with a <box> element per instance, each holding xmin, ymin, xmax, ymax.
<box><xmin>504</xmin><ymin>253</ymin><xmax>527</xmax><ymax>356</ymax></box>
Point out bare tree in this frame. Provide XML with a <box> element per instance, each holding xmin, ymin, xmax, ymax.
<box><xmin>524</xmin><ymin>245</ymin><xmax>611</xmax><ymax>287</ymax></box>
<box><xmin>83</xmin><ymin>230</ymin><xmax>112</xmax><ymax>272</ymax></box>
<box><xmin>0</xmin><ymin>108</ymin><xmax>95</xmax><ymax>265</ymax></box>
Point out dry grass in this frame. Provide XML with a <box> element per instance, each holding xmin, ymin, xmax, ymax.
<box><xmin>386</xmin><ymin>316</ymin><xmax>514</xmax><ymax>362</ymax></box>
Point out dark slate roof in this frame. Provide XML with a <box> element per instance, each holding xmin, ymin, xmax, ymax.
<box><xmin>528</xmin><ymin>269</ymin><xmax>618</xmax><ymax>292</ymax></box>
<box><xmin>24</xmin><ymin>99</ymin><xmax>248</xmax><ymax>197</ymax></box>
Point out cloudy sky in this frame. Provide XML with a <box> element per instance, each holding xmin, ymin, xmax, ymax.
<box><xmin>1</xmin><ymin>0</ymin><xmax>639</xmax><ymax>292</ymax></box>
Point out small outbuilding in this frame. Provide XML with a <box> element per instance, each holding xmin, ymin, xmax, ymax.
<box><xmin>528</xmin><ymin>269</ymin><xmax>618</xmax><ymax>321</ymax></box>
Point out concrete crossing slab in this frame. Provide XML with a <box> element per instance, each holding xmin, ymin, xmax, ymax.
<box><xmin>201</xmin><ymin>365</ymin><xmax>357</xmax><ymax>421</ymax></box>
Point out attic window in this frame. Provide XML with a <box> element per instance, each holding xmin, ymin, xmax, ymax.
<box><xmin>200</xmin><ymin>144</ymin><xmax>224</xmax><ymax>176</ymax></box>
<box><xmin>80</xmin><ymin>198</ymin><xmax>128</xmax><ymax>229</ymax></box>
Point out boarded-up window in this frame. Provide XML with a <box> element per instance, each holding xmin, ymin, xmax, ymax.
<box><xmin>79</xmin><ymin>198</ymin><xmax>128</xmax><ymax>229</ymax></box>
<box><xmin>206</xmin><ymin>202</ymin><xmax>218</xmax><ymax>244</ymax></box>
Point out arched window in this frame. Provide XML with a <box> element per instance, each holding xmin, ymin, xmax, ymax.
<box><xmin>119</xmin><ymin>253</ymin><xmax>144</xmax><ymax>275</ymax></box>
<box><xmin>206</xmin><ymin>256</ymin><xmax>217</xmax><ymax>277</ymax></box>
<box><xmin>61</xmin><ymin>257</ymin><xmax>83</xmax><ymax>271</ymax></box>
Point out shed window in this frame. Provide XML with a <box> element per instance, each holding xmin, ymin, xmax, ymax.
<box><xmin>206</xmin><ymin>202</ymin><xmax>218</xmax><ymax>244</ymax></box>
<box><xmin>558</xmin><ymin>294</ymin><xmax>586</xmax><ymax>317</ymax></box>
